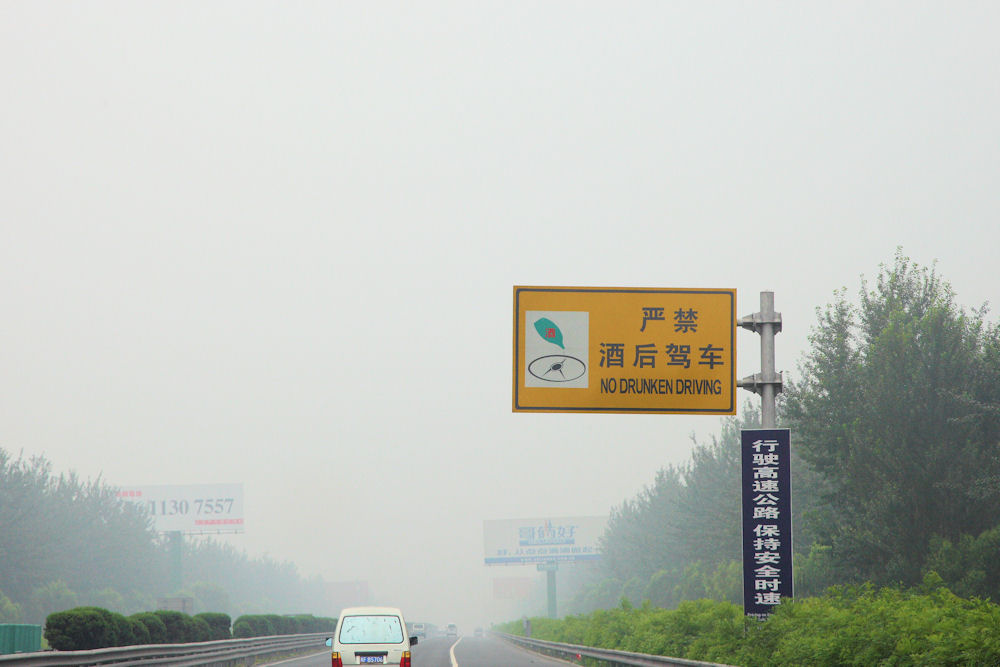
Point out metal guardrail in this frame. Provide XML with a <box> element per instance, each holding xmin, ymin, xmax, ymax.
<box><xmin>496</xmin><ymin>632</ymin><xmax>737</xmax><ymax>667</ymax></box>
<box><xmin>0</xmin><ymin>632</ymin><xmax>330</xmax><ymax>667</ymax></box>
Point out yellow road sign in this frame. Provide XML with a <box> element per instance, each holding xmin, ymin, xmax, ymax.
<box><xmin>513</xmin><ymin>286</ymin><xmax>736</xmax><ymax>414</ymax></box>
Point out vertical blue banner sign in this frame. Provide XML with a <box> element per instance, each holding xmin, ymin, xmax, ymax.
<box><xmin>741</xmin><ymin>428</ymin><xmax>793</xmax><ymax>619</ymax></box>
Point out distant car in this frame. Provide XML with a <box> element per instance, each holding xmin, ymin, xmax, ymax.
<box><xmin>473</xmin><ymin>627</ymin><xmax>484</xmax><ymax>637</ymax></box>
<box><xmin>410</xmin><ymin>622</ymin><xmax>426</xmax><ymax>639</ymax></box>
<box><xmin>446</xmin><ymin>623</ymin><xmax>458</xmax><ymax>637</ymax></box>
<box><xmin>330</xmin><ymin>606</ymin><xmax>417</xmax><ymax>666</ymax></box>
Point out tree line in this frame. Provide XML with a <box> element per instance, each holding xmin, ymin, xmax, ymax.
<box><xmin>568</xmin><ymin>250</ymin><xmax>1000</xmax><ymax>613</ymax></box>
<box><xmin>0</xmin><ymin>452</ymin><xmax>329</xmax><ymax>624</ymax></box>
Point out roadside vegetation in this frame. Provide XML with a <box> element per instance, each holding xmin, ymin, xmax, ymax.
<box><xmin>0</xmin><ymin>451</ymin><xmax>330</xmax><ymax>624</ymax></box>
<box><xmin>43</xmin><ymin>607</ymin><xmax>335</xmax><ymax>650</ymax></box>
<box><xmin>529</xmin><ymin>250</ymin><xmax>1000</xmax><ymax>663</ymax></box>
<box><xmin>501</xmin><ymin>573</ymin><xmax>1000</xmax><ymax>666</ymax></box>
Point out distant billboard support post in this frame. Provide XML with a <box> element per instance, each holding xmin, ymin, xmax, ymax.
<box><xmin>118</xmin><ymin>484</ymin><xmax>245</xmax><ymax>598</ymax></box>
<box><xmin>536</xmin><ymin>562</ymin><xmax>559</xmax><ymax>618</ymax></box>
<box><xmin>485</xmin><ymin>517</ymin><xmax>604</xmax><ymax>620</ymax></box>
<box><xmin>168</xmin><ymin>530</ymin><xmax>183</xmax><ymax>592</ymax></box>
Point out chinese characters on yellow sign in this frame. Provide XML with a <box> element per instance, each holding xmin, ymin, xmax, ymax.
<box><xmin>513</xmin><ymin>286</ymin><xmax>736</xmax><ymax>414</ymax></box>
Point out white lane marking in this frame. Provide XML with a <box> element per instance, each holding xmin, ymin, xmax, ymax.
<box><xmin>449</xmin><ymin>636</ymin><xmax>463</xmax><ymax>667</ymax></box>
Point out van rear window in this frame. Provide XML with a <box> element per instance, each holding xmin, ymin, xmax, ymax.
<box><xmin>339</xmin><ymin>615</ymin><xmax>405</xmax><ymax>644</ymax></box>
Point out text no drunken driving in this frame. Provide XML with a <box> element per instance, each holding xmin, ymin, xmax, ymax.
<box><xmin>600</xmin><ymin>377</ymin><xmax>724</xmax><ymax>395</ymax></box>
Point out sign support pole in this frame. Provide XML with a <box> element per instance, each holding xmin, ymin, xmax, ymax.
<box><xmin>168</xmin><ymin>531</ymin><xmax>183</xmax><ymax>592</ymax></box>
<box><xmin>737</xmin><ymin>291</ymin><xmax>783</xmax><ymax>427</ymax></box>
<box><xmin>537</xmin><ymin>561</ymin><xmax>558</xmax><ymax>618</ymax></box>
<box><xmin>547</xmin><ymin>569</ymin><xmax>557</xmax><ymax>618</ymax></box>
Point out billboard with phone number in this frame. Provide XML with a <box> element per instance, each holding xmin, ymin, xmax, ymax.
<box><xmin>117</xmin><ymin>483</ymin><xmax>245</xmax><ymax>534</ymax></box>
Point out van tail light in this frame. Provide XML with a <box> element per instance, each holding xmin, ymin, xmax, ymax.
<box><xmin>331</xmin><ymin>652</ymin><xmax>342</xmax><ymax>667</ymax></box>
<box><xmin>401</xmin><ymin>651</ymin><xmax>412</xmax><ymax>667</ymax></box>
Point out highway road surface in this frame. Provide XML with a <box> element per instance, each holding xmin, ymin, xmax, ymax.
<box><xmin>267</xmin><ymin>634</ymin><xmax>576</xmax><ymax>667</ymax></box>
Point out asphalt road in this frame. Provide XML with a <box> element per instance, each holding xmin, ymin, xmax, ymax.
<box><xmin>267</xmin><ymin>635</ymin><xmax>575</xmax><ymax>667</ymax></box>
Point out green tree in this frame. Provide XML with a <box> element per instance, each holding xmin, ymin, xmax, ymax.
<box><xmin>599</xmin><ymin>467</ymin><xmax>685</xmax><ymax>583</ymax></box>
<box><xmin>785</xmin><ymin>250</ymin><xmax>1000</xmax><ymax>588</ymax></box>
<box><xmin>27</xmin><ymin>581</ymin><xmax>78</xmax><ymax>625</ymax></box>
<box><xmin>0</xmin><ymin>589</ymin><xmax>22</xmax><ymax>623</ymax></box>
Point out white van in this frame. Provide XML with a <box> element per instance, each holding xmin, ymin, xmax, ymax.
<box><xmin>330</xmin><ymin>606</ymin><xmax>417</xmax><ymax>667</ymax></box>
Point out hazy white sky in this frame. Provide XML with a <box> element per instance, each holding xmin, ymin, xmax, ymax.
<box><xmin>2</xmin><ymin>2</ymin><xmax>998</xmax><ymax>628</ymax></box>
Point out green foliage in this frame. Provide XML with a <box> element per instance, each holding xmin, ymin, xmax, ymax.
<box><xmin>194</xmin><ymin>612</ymin><xmax>232</xmax><ymax>640</ymax></box>
<box><xmin>0</xmin><ymin>589</ymin><xmax>23</xmax><ymax>623</ymax></box>
<box><xmin>130</xmin><ymin>611</ymin><xmax>168</xmax><ymax>643</ymax></box>
<box><xmin>45</xmin><ymin>606</ymin><xmax>233</xmax><ymax>649</ymax></box>
<box><xmin>573</xmin><ymin>560</ymin><xmax>742</xmax><ymax>617</ymax></box>
<box><xmin>922</xmin><ymin>526</ymin><xmax>1000</xmax><ymax>600</ymax></box>
<box><xmin>153</xmin><ymin>610</ymin><xmax>209</xmax><ymax>643</ymax></box>
<box><xmin>592</xmin><ymin>401</ymin><xmax>823</xmax><ymax>613</ymax></box>
<box><xmin>793</xmin><ymin>543</ymin><xmax>841</xmax><ymax>598</ymax></box>
<box><xmin>83</xmin><ymin>588</ymin><xmax>126</xmax><ymax>613</ymax></box>
<box><xmin>126</xmin><ymin>615</ymin><xmax>151</xmax><ymax>645</ymax></box>
<box><xmin>672</xmin><ymin>561</ymin><xmax>741</xmax><ymax>606</ymax></box>
<box><xmin>28</xmin><ymin>582</ymin><xmax>79</xmax><ymax>627</ymax></box>
<box><xmin>643</xmin><ymin>569</ymin><xmax>680</xmax><ymax>609</ymax></box>
<box><xmin>288</xmin><ymin>614</ymin><xmax>337</xmax><ymax>633</ymax></box>
<box><xmin>230</xmin><ymin>613</ymin><xmax>336</xmax><ymax>637</ymax></box>
<box><xmin>785</xmin><ymin>250</ymin><xmax>1000</xmax><ymax>588</ymax></box>
<box><xmin>506</xmin><ymin>579</ymin><xmax>1000</xmax><ymax>666</ymax></box>
<box><xmin>233</xmin><ymin>614</ymin><xmax>276</xmax><ymax>637</ymax></box>
<box><xmin>0</xmin><ymin>447</ymin><xmax>333</xmax><ymax>621</ymax></box>
<box><xmin>44</xmin><ymin>606</ymin><xmax>121</xmax><ymax>650</ymax></box>
<box><xmin>741</xmin><ymin>576</ymin><xmax>1000</xmax><ymax>666</ymax></box>
<box><xmin>186</xmin><ymin>582</ymin><xmax>230</xmax><ymax>615</ymax></box>
<box><xmin>232</xmin><ymin>618</ymin><xmax>255</xmax><ymax>638</ymax></box>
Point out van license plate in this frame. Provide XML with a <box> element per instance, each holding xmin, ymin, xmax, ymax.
<box><xmin>359</xmin><ymin>658</ymin><xmax>384</xmax><ymax>664</ymax></box>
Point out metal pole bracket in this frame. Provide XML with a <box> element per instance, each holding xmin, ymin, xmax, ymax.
<box><xmin>737</xmin><ymin>311</ymin><xmax>783</xmax><ymax>334</ymax></box>
<box><xmin>737</xmin><ymin>372</ymin><xmax>784</xmax><ymax>396</ymax></box>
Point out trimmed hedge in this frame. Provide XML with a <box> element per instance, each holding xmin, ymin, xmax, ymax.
<box><xmin>46</xmin><ymin>607</ymin><xmax>332</xmax><ymax>650</ymax></box>
<box><xmin>45</xmin><ymin>606</ymin><xmax>124</xmax><ymax>650</ymax></box>
<box><xmin>232</xmin><ymin>613</ymin><xmax>336</xmax><ymax>638</ymax></box>
<box><xmin>153</xmin><ymin>610</ymin><xmax>210</xmax><ymax>643</ymax></box>
<box><xmin>131</xmin><ymin>611</ymin><xmax>168</xmax><ymax>643</ymax></box>
<box><xmin>195</xmin><ymin>612</ymin><xmax>232</xmax><ymax>641</ymax></box>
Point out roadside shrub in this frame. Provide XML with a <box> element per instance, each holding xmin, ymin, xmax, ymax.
<box><xmin>131</xmin><ymin>611</ymin><xmax>168</xmax><ymax>643</ymax></box>
<box><xmin>233</xmin><ymin>614</ymin><xmax>275</xmax><ymax>638</ymax></box>
<box><xmin>231</xmin><ymin>613</ymin><xmax>334</xmax><ymax>637</ymax></box>
<box><xmin>195</xmin><ymin>612</ymin><xmax>231</xmax><ymax>640</ymax></box>
<box><xmin>109</xmin><ymin>611</ymin><xmax>136</xmax><ymax>646</ymax></box>
<box><xmin>189</xmin><ymin>616</ymin><xmax>212</xmax><ymax>642</ymax></box>
<box><xmin>44</xmin><ymin>606</ymin><xmax>119</xmax><ymax>650</ymax></box>
<box><xmin>127</xmin><ymin>616</ymin><xmax>151</xmax><ymax>645</ymax></box>
<box><xmin>271</xmin><ymin>614</ymin><xmax>296</xmax><ymax>635</ymax></box>
<box><xmin>153</xmin><ymin>610</ymin><xmax>209</xmax><ymax>643</ymax></box>
<box><xmin>232</xmin><ymin>618</ymin><xmax>253</xmax><ymax>638</ymax></box>
<box><xmin>153</xmin><ymin>610</ymin><xmax>189</xmax><ymax>643</ymax></box>
<box><xmin>290</xmin><ymin>614</ymin><xmax>337</xmax><ymax>633</ymax></box>
<box><xmin>504</xmin><ymin>577</ymin><xmax>1000</xmax><ymax>667</ymax></box>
